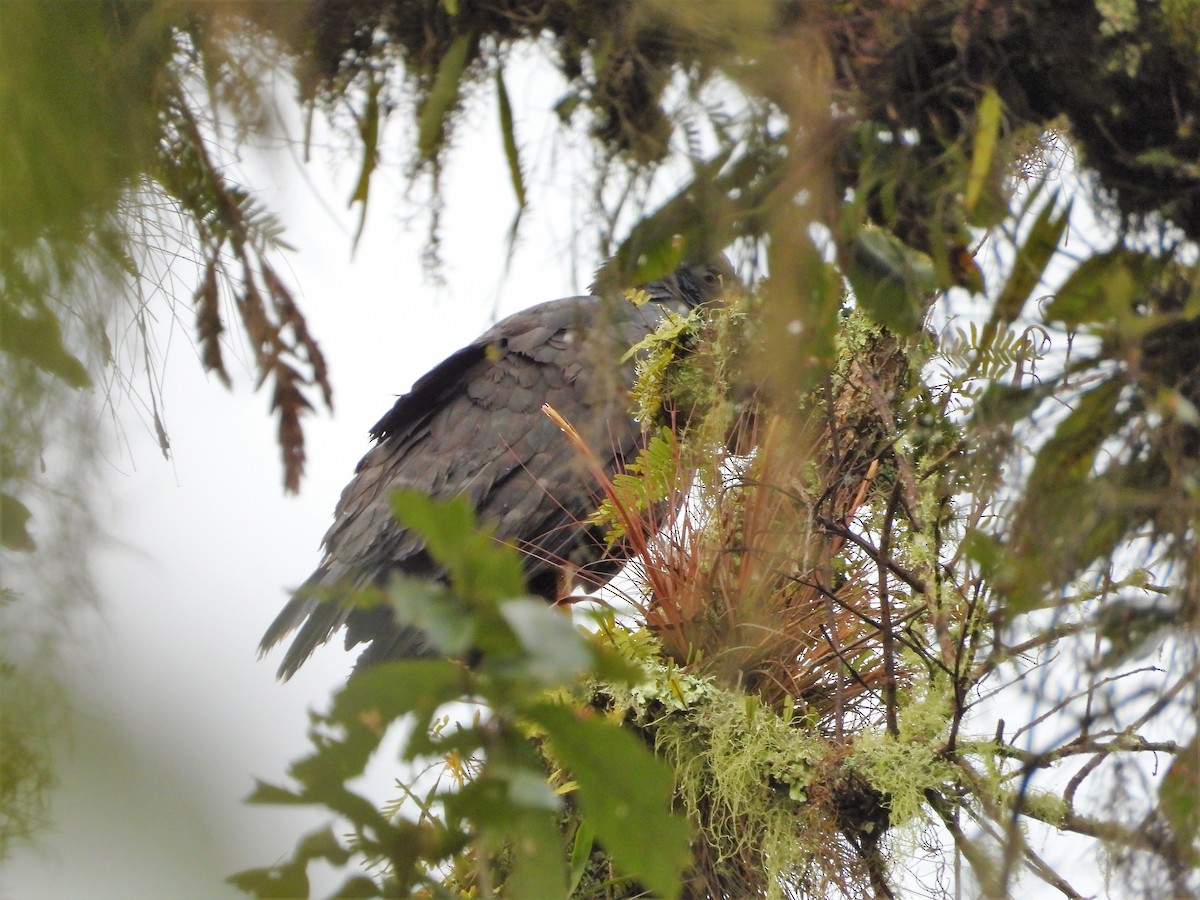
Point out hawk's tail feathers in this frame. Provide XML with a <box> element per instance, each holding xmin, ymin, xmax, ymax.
<box><xmin>261</xmin><ymin>566</ymin><xmax>435</xmax><ymax>680</ymax></box>
<box><xmin>259</xmin><ymin>566</ymin><xmax>352</xmax><ymax>681</ymax></box>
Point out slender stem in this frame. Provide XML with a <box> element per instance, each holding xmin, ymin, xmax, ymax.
<box><xmin>879</xmin><ymin>480</ymin><xmax>901</xmax><ymax>737</ymax></box>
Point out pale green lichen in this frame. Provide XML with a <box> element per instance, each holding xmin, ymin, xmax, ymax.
<box><xmin>848</xmin><ymin>671</ymin><xmax>957</xmax><ymax>828</ymax></box>
<box><xmin>836</xmin><ymin>305</ymin><xmax>886</xmax><ymax>357</ymax></box>
<box><xmin>895</xmin><ymin>678</ymin><xmax>953</xmax><ymax>745</ymax></box>
<box><xmin>629</xmin><ymin>309</ymin><xmax>697</xmax><ymax>424</ymax></box>
<box><xmin>652</xmin><ymin>698</ymin><xmax>832</xmax><ymax>897</ymax></box>
<box><xmin>850</xmin><ymin>731</ymin><xmax>955</xmax><ymax>829</ymax></box>
<box><xmin>596</xmin><ymin>642</ymin><xmax>852</xmax><ymax>896</ymax></box>
<box><xmin>1014</xmin><ymin>789</ymin><xmax>1068</xmax><ymax>828</ymax></box>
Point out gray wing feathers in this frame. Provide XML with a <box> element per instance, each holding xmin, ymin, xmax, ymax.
<box><xmin>262</xmin><ymin>293</ymin><xmax>652</xmax><ymax>677</ymax></box>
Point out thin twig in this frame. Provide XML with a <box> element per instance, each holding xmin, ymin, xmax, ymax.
<box><xmin>816</xmin><ymin>516</ymin><xmax>928</xmax><ymax>593</ymax></box>
<box><xmin>879</xmin><ymin>479</ymin><xmax>901</xmax><ymax>736</ymax></box>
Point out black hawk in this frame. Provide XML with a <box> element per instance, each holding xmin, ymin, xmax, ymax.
<box><xmin>261</xmin><ymin>258</ymin><xmax>732</xmax><ymax>679</ymax></box>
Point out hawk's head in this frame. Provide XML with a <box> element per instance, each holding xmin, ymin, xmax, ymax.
<box><xmin>643</xmin><ymin>255</ymin><xmax>737</xmax><ymax>313</ymax></box>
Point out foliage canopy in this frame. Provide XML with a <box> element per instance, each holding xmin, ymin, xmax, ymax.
<box><xmin>3</xmin><ymin>1</ymin><xmax>1200</xmax><ymax>897</ymax></box>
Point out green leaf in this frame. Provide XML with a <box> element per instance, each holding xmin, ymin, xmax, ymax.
<box><xmin>961</xmin><ymin>529</ymin><xmax>1002</xmax><ymax>581</ymax></box>
<box><xmin>331</xmin><ymin>876</ymin><xmax>382</xmax><ymax>898</ymax></box>
<box><xmin>1028</xmin><ymin>379</ymin><xmax>1124</xmax><ymax>488</ymax></box>
<box><xmin>1094</xmin><ymin>599</ymin><xmax>1179</xmax><ymax>667</ymax></box>
<box><xmin>390</xmin><ymin>489</ymin><xmax>527</xmax><ymax>602</ymax></box>
<box><xmin>845</xmin><ymin>227</ymin><xmax>937</xmax><ymax>334</ymax></box>
<box><xmin>443</xmin><ymin>770</ymin><xmax>515</xmax><ymax>826</ymax></box>
<box><xmin>0</xmin><ymin>492</ymin><xmax>35</xmax><ymax>551</ymax></box>
<box><xmin>283</xmin><ymin>778</ymin><xmax>392</xmax><ymax>837</ymax></box>
<box><xmin>503</xmin><ymin>809</ymin><xmax>570</xmax><ymax>899</ymax></box>
<box><xmin>0</xmin><ymin>304</ymin><xmax>91</xmax><ymax>388</ymax></box>
<box><xmin>498</xmin><ymin>598</ymin><xmax>593</xmax><ymax>685</ymax></box>
<box><xmin>584</xmin><ymin>642</ymin><xmax>646</xmax><ymax>687</ymax></box>
<box><xmin>1045</xmin><ymin>249</ymin><xmax>1164</xmax><ymax>327</ymax></box>
<box><xmin>965</xmin><ymin>88</ymin><xmax>1003</xmax><ymax>224</ymax></box>
<box><xmin>494</xmin><ymin>64</ymin><xmax>527</xmax><ymax>266</ymax></box>
<box><xmin>228</xmin><ymin>827</ymin><xmax>353</xmax><ymax>898</ymax></box>
<box><xmin>567</xmin><ymin>819</ymin><xmax>596</xmax><ymax>896</ymax></box>
<box><xmin>970</xmin><ymin>377</ymin><xmax>1061</xmax><ymax>430</ymax></box>
<box><xmin>991</xmin><ymin>193</ymin><xmax>1072</xmax><ymax>325</ymax></box>
<box><xmin>531</xmin><ymin>703</ymin><xmax>692</xmax><ymax>900</ymax></box>
<box><xmin>328</xmin><ymin>659</ymin><xmax>465</xmax><ymax>749</ymax></box>
<box><xmin>603</xmin><ymin>145</ymin><xmax>747</xmax><ymax>291</ymax></box>
<box><xmin>406</xmin><ymin>720</ymin><xmax>484</xmax><ymax>759</ymax></box>
<box><xmin>391</xmin><ymin>489</ymin><xmax>476</xmax><ymax>558</ymax></box>
<box><xmin>490</xmin><ymin>758</ymin><xmax>562</xmax><ymax>812</ymax></box>
<box><xmin>348</xmin><ymin>75</ymin><xmax>382</xmax><ymax>252</ymax></box>
<box><xmin>296</xmin><ymin>825</ymin><xmax>352</xmax><ymax>866</ymax></box>
<box><xmin>244</xmin><ymin>779</ymin><xmax>308</xmax><ymax>806</ymax></box>
<box><xmin>287</xmin><ymin>660</ymin><xmax>464</xmax><ymax>805</ymax></box>
<box><xmin>444</xmin><ymin>737</ymin><xmax>569</xmax><ymax>899</ymax></box>
<box><xmin>378</xmin><ymin>817</ymin><xmax>468</xmax><ymax>888</ymax></box>
<box><xmin>631</xmin><ymin>240</ymin><xmax>688</xmax><ymax>289</ymax></box>
<box><xmin>494</xmin><ymin>66</ymin><xmax>525</xmax><ymax>210</ymax></box>
<box><xmin>418</xmin><ymin>32</ymin><xmax>473</xmax><ymax>162</ymax></box>
<box><xmin>386</xmin><ymin>574</ymin><xmax>475</xmax><ymax>656</ymax></box>
<box><xmin>1159</xmin><ymin>735</ymin><xmax>1200</xmax><ymax>854</ymax></box>
<box><xmin>227</xmin><ymin>862</ymin><xmax>308</xmax><ymax>899</ymax></box>
<box><xmin>1004</xmin><ymin>378</ymin><xmax>1125</xmax><ymax>611</ymax></box>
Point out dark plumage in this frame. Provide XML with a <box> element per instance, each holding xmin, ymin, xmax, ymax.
<box><xmin>261</xmin><ymin>258</ymin><xmax>733</xmax><ymax>679</ymax></box>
